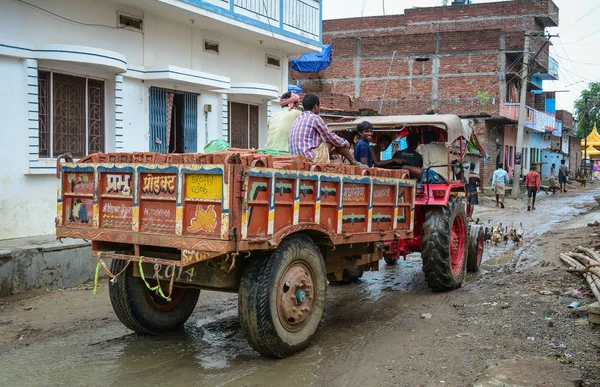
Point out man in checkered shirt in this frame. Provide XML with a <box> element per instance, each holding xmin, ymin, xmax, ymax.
<box><xmin>289</xmin><ymin>94</ymin><xmax>359</xmax><ymax>165</ymax></box>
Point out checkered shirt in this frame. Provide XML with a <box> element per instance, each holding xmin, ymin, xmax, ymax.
<box><xmin>288</xmin><ymin>111</ymin><xmax>349</xmax><ymax>159</ymax></box>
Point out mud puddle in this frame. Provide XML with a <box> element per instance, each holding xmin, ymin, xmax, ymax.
<box><xmin>1</xmin><ymin>188</ymin><xmax>597</xmax><ymax>386</ymax></box>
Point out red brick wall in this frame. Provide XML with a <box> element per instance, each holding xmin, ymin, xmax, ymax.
<box><xmin>569</xmin><ymin>136</ymin><xmax>581</xmax><ymax>175</ymax></box>
<box><xmin>293</xmin><ymin>0</ymin><xmax>556</xmax><ymax>117</ymax></box>
<box><xmin>556</xmin><ymin>110</ymin><xmax>574</xmax><ymax>129</ymax></box>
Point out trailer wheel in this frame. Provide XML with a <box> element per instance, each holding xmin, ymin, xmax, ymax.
<box><xmin>467</xmin><ymin>225</ymin><xmax>485</xmax><ymax>272</ymax></box>
<box><xmin>384</xmin><ymin>256</ymin><xmax>398</xmax><ymax>266</ymax></box>
<box><xmin>329</xmin><ymin>267</ymin><xmax>364</xmax><ymax>284</ymax></box>
<box><xmin>238</xmin><ymin>235</ymin><xmax>327</xmax><ymax>358</ymax></box>
<box><xmin>421</xmin><ymin>197</ymin><xmax>467</xmax><ymax>291</ymax></box>
<box><xmin>108</xmin><ymin>259</ymin><xmax>200</xmax><ymax>334</ymax></box>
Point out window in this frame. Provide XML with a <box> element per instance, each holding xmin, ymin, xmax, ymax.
<box><xmin>266</xmin><ymin>55</ymin><xmax>281</xmax><ymax>69</ymax></box>
<box><xmin>204</xmin><ymin>40</ymin><xmax>219</xmax><ymax>55</ymax></box>
<box><xmin>118</xmin><ymin>12</ymin><xmax>143</xmax><ymax>31</ymax></box>
<box><xmin>38</xmin><ymin>70</ymin><xmax>105</xmax><ymax>158</ymax></box>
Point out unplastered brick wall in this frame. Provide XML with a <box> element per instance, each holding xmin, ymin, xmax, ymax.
<box><xmin>292</xmin><ymin>0</ymin><xmax>556</xmax><ymax>117</ymax></box>
<box><xmin>569</xmin><ymin>136</ymin><xmax>581</xmax><ymax>175</ymax></box>
<box><xmin>556</xmin><ymin>110</ymin><xmax>574</xmax><ymax>129</ymax></box>
<box><xmin>474</xmin><ymin>119</ymin><xmax>504</xmax><ymax>186</ymax></box>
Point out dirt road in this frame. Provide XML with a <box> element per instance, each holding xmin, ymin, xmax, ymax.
<box><xmin>0</xmin><ymin>187</ymin><xmax>599</xmax><ymax>386</ymax></box>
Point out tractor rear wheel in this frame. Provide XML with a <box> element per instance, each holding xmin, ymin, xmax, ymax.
<box><xmin>421</xmin><ymin>197</ymin><xmax>467</xmax><ymax>291</ymax></box>
<box><xmin>238</xmin><ymin>235</ymin><xmax>327</xmax><ymax>358</ymax></box>
<box><xmin>108</xmin><ymin>259</ymin><xmax>200</xmax><ymax>334</ymax></box>
<box><xmin>467</xmin><ymin>225</ymin><xmax>485</xmax><ymax>272</ymax></box>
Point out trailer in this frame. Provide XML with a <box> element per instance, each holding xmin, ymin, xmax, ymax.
<box><xmin>56</xmin><ymin>150</ymin><xmax>417</xmax><ymax>357</ymax></box>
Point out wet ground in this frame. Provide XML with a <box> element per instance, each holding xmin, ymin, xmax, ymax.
<box><xmin>0</xmin><ymin>186</ymin><xmax>598</xmax><ymax>386</ymax></box>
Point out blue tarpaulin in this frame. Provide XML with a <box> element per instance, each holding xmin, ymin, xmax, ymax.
<box><xmin>291</xmin><ymin>45</ymin><xmax>332</xmax><ymax>73</ymax></box>
<box><xmin>288</xmin><ymin>84</ymin><xmax>302</xmax><ymax>94</ymax></box>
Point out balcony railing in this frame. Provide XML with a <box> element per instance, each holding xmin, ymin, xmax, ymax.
<box><xmin>179</xmin><ymin>0</ymin><xmax>321</xmax><ymax>46</ymax></box>
<box><xmin>500</xmin><ymin>103</ymin><xmax>556</xmax><ymax>133</ymax></box>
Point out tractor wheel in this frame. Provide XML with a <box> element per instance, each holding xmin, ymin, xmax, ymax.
<box><xmin>108</xmin><ymin>259</ymin><xmax>200</xmax><ymax>334</ymax></box>
<box><xmin>384</xmin><ymin>255</ymin><xmax>398</xmax><ymax>266</ymax></box>
<box><xmin>467</xmin><ymin>225</ymin><xmax>485</xmax><ymax>272</ymax></box>
<box><xmin>421</xmin><ymin>197</ymin><xmax>467</xmax><ymax>291</ymax></box>
<box><xmin>238</xmin><ymin>235</ymin><xmax>327</xmax><ymax>358</ymax></box>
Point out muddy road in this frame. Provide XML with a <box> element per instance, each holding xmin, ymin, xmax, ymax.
<box><xmin>0</xmin><ymin>187</ymin><xmax>599</xmax><ymax>386</ymax></box>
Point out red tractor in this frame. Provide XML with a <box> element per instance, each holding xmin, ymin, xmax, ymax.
<box><xmin>330</xmin><ymin>115</ymin><xmax>486</xmax><ymax>291</ymax></box>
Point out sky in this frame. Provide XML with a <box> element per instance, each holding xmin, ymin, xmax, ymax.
<box><xmin>322</xmin><ymin>0</ymin><xmax>600</xmax><ymax>113</ymax></box>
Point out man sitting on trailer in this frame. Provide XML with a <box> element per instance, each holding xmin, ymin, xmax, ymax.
<box><xmin>391</xmin><ymin>132</ymin><xmax>424</xmax><ymax>179</ymax></box>
<box><xmin>263</xmin><ymin>92</ymin><xmax>301</xmax><ymax>152</ymax></box>
<box><xmin>289</xmin><ymin>94</ymin><xmax>359</xmax><ymax>165</ymax></box>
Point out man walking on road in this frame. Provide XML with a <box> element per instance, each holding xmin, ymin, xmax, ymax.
<box><xmin>289</xmin><ymin>94</ymin><xmax>359</xmax><ymax>165</ymax></box>
<box><xmin>558</xmin><ymin>159</ymin><xmax>569</xmax><ymax>193</ymax></box>
<box><xmin>547</xmin><ymin>163</ymin><xmax>557</xmax><ymax>195</ymax></box>
<box><xmin>492</xmin><ymin>163</ymin><xmax>508</xmax><ymax>208</ymax></box>
<box><xmin>525</xmin><ymin>164</ymin><xmax>540</xmax><ymax>211</ymax></box>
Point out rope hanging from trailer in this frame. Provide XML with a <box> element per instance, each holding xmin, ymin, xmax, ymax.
<box><xmin>137</xmin><ymin>257</ymin><xmax>177</xmax><ymax>302</ymax></box>
<box><xmin>93</xmin><ymin>257</ymin><xmax>132</xmax><ymax>295</ymax></box>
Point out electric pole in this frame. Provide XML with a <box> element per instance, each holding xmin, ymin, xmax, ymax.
<box><xmin>511</xmin><ymin>33</ymin><xmax>530</xmax><ymax>198</ymax></box>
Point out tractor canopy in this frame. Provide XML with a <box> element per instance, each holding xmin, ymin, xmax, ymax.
<box><xmin>329</xmin><ymin>114</ymin><xmax>469</xmax><ymax>145</ymax></box>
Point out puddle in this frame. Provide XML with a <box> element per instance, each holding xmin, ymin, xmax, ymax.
<box><xmin>0</xmin><ymin>188</ymin><xmax>597</xmax><ymax>385</ymax></box>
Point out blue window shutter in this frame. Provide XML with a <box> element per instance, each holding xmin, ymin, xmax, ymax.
<box><xmin>149</xmin><ymin>87</ymin><xmax>167</xmax><ymax>153</ymax></box>
<box><xmin>183</xmin><ymin>93</ymin><xmax>198</xmax><ymax>153</ymax></box>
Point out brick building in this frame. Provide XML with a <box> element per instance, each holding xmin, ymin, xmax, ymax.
<box><xmin>556</xmin><ymin>110</ymin><xmax>582</xmax><ymax>176</ymax></box>
<box><xmin>291</xmin><ymin>0</ymin><xmax>564</xmax><ymax>185</ymax></box>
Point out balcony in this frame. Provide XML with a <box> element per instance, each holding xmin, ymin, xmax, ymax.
<box><xmin>500</xmin><ymin>103</ymin><xmax>556</xmax><ymax>133</ymax></box>
<box><xmin>176</xmin><ymin>0</ymin><xmax>321</xmax><ymax>49</ymax></box>
<box><xmin>535</xmin><ymin>56</ymin><xmax>559</xmax><ymax>81</ymax></box>
<box><xmin>534</xmin><ymin>0</ymin><xmax>559</xmax><ymax>27</ymax></box>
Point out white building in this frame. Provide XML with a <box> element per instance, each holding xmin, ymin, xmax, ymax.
<box><xmin>0</xmin><ymin>0</ymin><xmax>321</xmax><ymax>240</ymax></box>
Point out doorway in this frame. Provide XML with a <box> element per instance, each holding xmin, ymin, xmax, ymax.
<box><xmin>149</xmin><ymin>87</ymin><xmax>198</xmax><ymax>153</ymax></box>
<box><xmin>228</xmin><ymin>102</ymin><xmax>259</xmax><ymax>149</ymax></box>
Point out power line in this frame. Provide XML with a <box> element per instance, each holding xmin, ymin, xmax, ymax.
<box><xmin>552</xmin><ymin>54</ymin><xmax>600</xmax><ymax>68</ymax></box>
<box><xmin>14</xmin><ymin>0</ymin><xmax>138</xmax><ymax>32</ymax></box>
<box><xmin>576</xmin><ymin>27</ymin><xmax>600</xmax><ymax>43</ymax></box>
<box><xmin>561</xmin><ymin>3</ymin><xmax>600</xmax><ymax>33</ymax></box>
<box><xmin>260</xmin><ymin>0</ymin><xmax>283</xmax><ymax>58</ymax></box>
<box><xmin>556</xmin><ymin>38</ymin><xmax>584</xmax><ymax>81</ymax></box>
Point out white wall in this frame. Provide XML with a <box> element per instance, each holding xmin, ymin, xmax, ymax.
<box><xmin>562</xmin><ymin>135</ymin><xmax>569</xmax><ymax>154</ymax></box>
<box><xmin>0</xmin><ymin>57</ymin><xmax>57</xmax><ymax>239</ymax></box>
<box><xmin>1</xmin><ymin>0</ymin><xmax>285</xmax><ymax>93</ymax></box>
<box><xmin>0</xmin><ymin>0</ymin><xmax>291</xmax><ymax>239</ymax></box>
<box><xmin>194</xmin><ymin>29</ymin><xmax>284</xmax><ymax>88</ymax></box>
<box><xmin>197</xmin><ymin>92</ymin><xmax>224</xmax><ymax>151</ymax></box>
<box><xmin>1</xmin><ymin>0</ymin><xmax>145</xmax><ymax>64</ymax></box>
<box><xmin>121</xmin><ymin>77</ymin><xmax>147</xmax><ymax>152</ymax></box>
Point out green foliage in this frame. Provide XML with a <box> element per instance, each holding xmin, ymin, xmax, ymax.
<box><xmin>574</xmin><ymin>82</ymin><xmax>600</xmax><ymax>138</ymax></box>
<box><xmin>477</xmin><ymin>91</ymin><xmax>491</xmax><ymax>108</ymax></box>
<box><xmin>441</xmin><ymin>0</ymin><xmax>449</xmax><ymax>5</ymax></box>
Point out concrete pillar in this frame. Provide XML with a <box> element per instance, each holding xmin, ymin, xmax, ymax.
<box><xmin>431</xmin><ymin>33</ymin><xmax>440</xmax><ymax>111</ymax></box>
<box><xmin>354</xmin><ymin>38</ymin><xmax>361</xmax><ymax>99</ymax></box>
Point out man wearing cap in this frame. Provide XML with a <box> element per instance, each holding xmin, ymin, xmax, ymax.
<box><xmin>263</xmin><ymin>92</ymin><xmax>302</xmax><ymax>152</ymax></box>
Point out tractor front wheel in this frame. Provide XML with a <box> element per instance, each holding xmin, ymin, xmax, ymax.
<box><xmin>467</xmin><ymin>224</ymin><xmax>485</xmax><ymax>272</ymax></box>
<box><xmin>421</xmin><ymin>197</ymin><xmax>467</xmax><ymax>291</ymax></box>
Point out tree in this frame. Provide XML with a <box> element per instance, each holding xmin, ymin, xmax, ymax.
<box><xmin>574</xmin><ymin>82</ymin><xmax>600</xmax><ymax>139</ymax></box>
